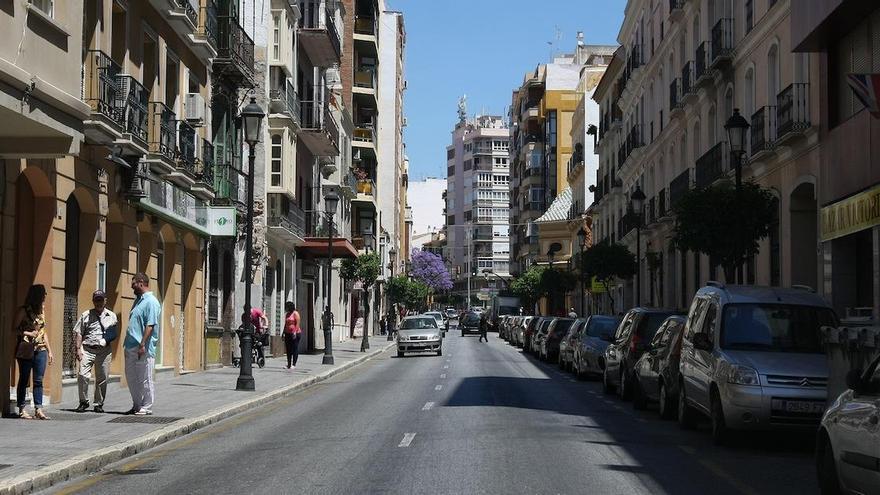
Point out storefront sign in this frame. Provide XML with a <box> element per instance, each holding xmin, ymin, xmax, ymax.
<box><xmin>820</xmin><ymin>184</ymin><xmax>880</xmax><ymax>241</ymax></box>
<box><xmin>590</xmin><ymin>277</ymin><xmax>607</xmax><ymax>293</ymax></box>
<box><xmin>205</xmin><ymin>207</ymin><xmax>236</xmax><ymax>237</ymax></box>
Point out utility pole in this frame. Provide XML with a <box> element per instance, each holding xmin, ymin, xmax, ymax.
<box><xmin>466</xmin><ymin>224</ymin><xmax>472</xmax><ymax>309</ymax></box>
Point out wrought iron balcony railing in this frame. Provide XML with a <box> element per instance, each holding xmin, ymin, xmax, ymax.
<box><xmin>198</xmin><ymin>0</ymin><xmax>219</xmax><ymax>48</ymax></box>
<box><xmin>710</xmin><ymin>18</ymin><xmax>734</xmax><ymax>63</ymax></box>
<box><xmin>695</xmin><ymin>41</ymin><xmax>711</xmax><ymax>81</ymax></box>
<box><xmin>217</xmin><ymin>14</ymin><xmax>255</xmax><ymax>84</ymax></box>
<box><xmin>776</xmin><ymin>83</ymin><xmax>810</xmax><ymax>137</ymax></box>
<box><xmin>268</xmin><ymin>198</ymin><xmax>306</xmax><ymax>239</ymax></box>
<box><xmin>695</xmin><ymin>142</ymin><xmax>727</xmax><ymax>189</ymax></box>
<box><xmin>174</xmin><ymin>0</ymin><xmax>198</xmax><ymax>27</ymax></box>
<box><xmin>750</xmin><ymin>106</ymin><xmax>777</xmax><ymax>156</ymax></box>
<box><xmin>197</xmin><ymin>138</ymin><xmax>215</xmax><ymax>185</ymax></box>
<box><xmin>670</xmin><ymin>169</ymin><xmax>691</xmax><ymax>208</ymax></box>
<box><xmin>176</xmin><ymin>120</ymin><xmax>197</xmax><ymax>174</ymax></box>
<box><xmin>114</xmin><ymin>75</ymin><xmax>149</xmax><ymax>143</ymax></box>
<box><xmin>84</xmin><ymin>50</ymin><xmax>122</xmax><ymax>124</ymax></box>
<box><xmin>148</xmin><ymin>102</ymin><xmax>177</xmax><ymax>159</ymax></box>
<box><xmin>681</xmin><ymin>60</ymin><xmax>695</xmax><ymax>96</ymax></box>
<box><xmin>269</xmin><ymin>78</ymin><xmax>300</xmax><ymax>120</ymax></box>
<box><xmin>298</xmin><ymin>0</ymin><xmax>341</xmax><ymax>57</ymax></box>
<box><xmin>669</xmin><ymin>78</ymin><xmax>681</xmax><ymax>110</ymax></box>
<box><xmin>299</xmin><ymin>97</ymin><xmax>339</xmax><ymax>144</ymax></box>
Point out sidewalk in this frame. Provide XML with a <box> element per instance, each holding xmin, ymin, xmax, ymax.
<box><xmin>0</xmin><ymin>336</ymin><xmax>394</xmax><ymax>495</ymax></box>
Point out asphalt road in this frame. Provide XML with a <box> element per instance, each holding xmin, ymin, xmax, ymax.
<box><xmin>46</xmin><ymin>325</ymin><xmax>818</xmax><ymax>495</ymax></box>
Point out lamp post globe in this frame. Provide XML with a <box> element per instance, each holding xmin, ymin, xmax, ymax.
<box><xmin>324</xmin><ymin>190</ymin><xmax>339</xmax><ymax>215</ymax></box>
<box><xmin>241</xmin><ymin>97</ymin><xmax>265</xmax><ymax>146</ymax></box>
<box><xmin>630</xmin><ymin>186</ymin><xmax>646</xmax><ymax>216</ymax></box>
<box><xmin>725</xmin><ymin>108</ymin><xmax>751</xmax><ymax>283</ymax></box>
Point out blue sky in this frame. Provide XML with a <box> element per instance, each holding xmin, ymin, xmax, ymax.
<box><xmin>386</xmin><ymin>0</ymin><xmax>627</xmax><ymax>180</ymax></box>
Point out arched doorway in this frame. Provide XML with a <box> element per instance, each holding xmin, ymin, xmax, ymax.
<box><xmin>790</xmin><ymin>183</ymin><xmax>818</xmax><ymax>288</ymax></box>
<box><xmin>63</xmin><ymin>195</ymin><xmax>82</xmax><ymax>377</ymax></box>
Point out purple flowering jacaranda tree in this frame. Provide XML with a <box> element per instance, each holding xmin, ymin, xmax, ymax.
<box><xmin>410</xmin><ymin>249</ymin><xmax>453</xmax><ymax>292</ymax></box>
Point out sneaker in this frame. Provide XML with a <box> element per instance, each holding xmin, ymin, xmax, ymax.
<box><xmin>134</xmin><ymin>409</ymin><xmax>153</xmax><ymax>416</ymax></box>
<box><xmin>93</xmin><ymin>405</ymin><xmax>104</xmax><ymax>413</ymax></box>
<box><xmin>124</xmin><ymin>407</ymin><xmax>139</xmax><ymax>415</ymax></box>
<box><xmin>74</xmin><ymin>402</ymin><xmax>90</xmax><ymax>413</ymax></box>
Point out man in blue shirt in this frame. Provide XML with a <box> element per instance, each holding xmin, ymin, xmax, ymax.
<box><xmin>124</xmin><ymin>272</ymin><xmax>161</xmax><ymax>415</ymax></box>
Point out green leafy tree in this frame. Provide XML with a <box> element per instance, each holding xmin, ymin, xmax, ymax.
<box><xmin>672</xmin><ymin>181</ymin><xmax>775</xmax><ymax>282</ymax></box>
<box><xmin>387</xmin><ymin>275</ymin><xmax>430</xmax><ymax>312</ymax></box>
<box><xmin>579</xmin><ymin>241</ymin><xmax>637</xmax><ymax>315</ymax></box>
<box><xmin>340</xmin><ymin>252</ymin><xmax>381</xmax><ymax>350</ymax></box>
<box><xmin>510</xmin><ymin>265</ymin><xmax>546</xmax><ymax>313</ymax></box>
<box><xmin>540</xmin><ymin>267</ymin><xmax>578</xmax><ymax>314</ymax></box>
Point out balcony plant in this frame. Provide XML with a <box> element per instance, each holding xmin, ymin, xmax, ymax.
<box><xmin>354</xmin><ymin>167</ymin><xmax>373</xmax><ymax>194</ymax></box>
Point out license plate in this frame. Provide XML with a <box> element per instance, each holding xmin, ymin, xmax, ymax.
<box><xmin>777</xmin><ymin>400</ymin><xmax>825</xmax><ymax>414</ymax></box>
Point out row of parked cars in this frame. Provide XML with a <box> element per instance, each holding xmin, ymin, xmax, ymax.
<box><xmin>497</xmin><ymin>283</ymin><xmax>880</xmax><ymax>495</ymax></box>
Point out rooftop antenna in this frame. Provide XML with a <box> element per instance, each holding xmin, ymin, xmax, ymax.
<box><xmin>457</xmin><ymin>95</ymin><xmax>467</xmax><ymax>124</ymax></box>
<box><xmin>548</xmin><ymin>25</ymin><xmax>562</xmax><ymax>61</ymax></box>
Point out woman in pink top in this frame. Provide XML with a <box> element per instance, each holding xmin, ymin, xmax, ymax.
<box><xmin>283</xmin><ymin>301</ymin><xmax>301</xmax><ymax>369</ymax></box>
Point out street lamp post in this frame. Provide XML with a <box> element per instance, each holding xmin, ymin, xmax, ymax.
<box><xmin>630</xmin><ymin>186</ymin><xmax>646</xmax><ymax>308</ymax></box>
<box><xmin>322</xmin><ymin>190</ymin><xmax>339</xmax><ymax>365</ymax></box>
<box><xmin>576</xmin><ymin>227</ymin><xmax>586</xmax><ymax>316</ymax></box>
<box><xmin>725</xmin><ymin>108</ymin><xmax>750</xmax><ymax>284</ymax></box>
<box><xmin>361</xmin><ymin>221</ymin><xmax>375</xmax><ymax>352</ymax></box>
<box><xmin>387</xmin><ymin>247</ymin><xmax>397</xmax><ymax>341</ymax></box>
<box><xmin>236</xmin><ymin>97</ymin><xmax>264</xmax><ymax>392</ymax></box>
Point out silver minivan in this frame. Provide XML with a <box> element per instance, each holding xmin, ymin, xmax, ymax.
<box><xmin>678</xmin><ymin>283</ymin><xmax>838</xmax><ymax>444</ymax></box>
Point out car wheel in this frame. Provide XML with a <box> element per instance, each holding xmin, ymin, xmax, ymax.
<box><xmin>678</xmin><ymin>381</ymin><xmax>698</xmax><ymax>430</ymax></box>
<box><xmin>619</xmin><ymin>369</ymin><xmax>632</xmax><ymax>401</ymax></box>
<box><xmin>397</xmin><ymin>351</ymin><xmax>404</xmax><ymax>358</ymax></box>
<box><xmin>575</xmin><ymin>358</ymin><xmax>586</xmax><ymax>380</ymax></box>
<box><xmin>602</xmin><ymin>368</ymin><xmax>616</xmax><ymax>395</ymax></box>
<box><xmin>659</xmin><ymin>381</ymin><xmax>675</xmax><ymax>420</ymax></box>
<box><xmin>437</xmin><ymin>348</ymin><xmax>443</xmax><ymax>357</ymax></box>
<box><xmin>710</xmin><ymin>391</ymin><xmax>729</xmax><ymax>446</ymax></box>
<box><xmin>633</xmin><ymin>378</ymin><xmax>648</xmax><ymax>410</ymax></box>
<box><xmin>817</xmin><ymin>432</ymin><xmax>842</xmax><ymax>495</ymax></box>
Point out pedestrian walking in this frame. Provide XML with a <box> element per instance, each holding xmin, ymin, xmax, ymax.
<box><xmin>284</xmin><ymin>302</ymin><xmax>302</xmax><ymax>369</ymax></box>
<box><xmin>568</xmin><ymin>308</ymin><xmax>578</xmax><ymax>318</ymax></box>
<box><xmin>14</xmin><ymin>284</ymin><xmax>54</xmax><ymax>420</ymax></box>
<box><xmin>250</xmin><ymin>307</ymin><xmax>268</xmax><ymax>363</ymax></box>
<box><xmin>479</xmin><ymin>313</ymin><xmax>489</xmax><ymax>343</ymax></box>
<box><xmin>74</xmin><ymin>290</ymin><xmax>118</xmax><ymax>413</ymax></box>
<box><xmin>124</xmin><ymin>272</ymin><xmax>161</xmax><ymax>416</ymax></box>
<box><xmin>379</xmin><ymin>316</ymin><xmax>387</xmax><ymax>335</ymax></box>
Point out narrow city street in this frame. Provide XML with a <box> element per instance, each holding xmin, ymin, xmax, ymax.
<box><xmin>47</xmin><ymin>325</ymin><xmax>817</xmax><ymax>495</ymax></box>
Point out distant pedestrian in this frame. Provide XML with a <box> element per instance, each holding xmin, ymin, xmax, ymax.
<box><xmin>284</xmin><ymin>302</ymin><xmax>302</xmax><ymax>370</ymax></box>
<box><xmin>479</xmin><ymin>313</ymin><xmax>489</xmax><ymax>343</ymax></box>
<box><xmin>14</xmin><ymin>284</ymin><xmax>54</xmax><ymax>420</ymax></box>
<box><xmin>568</xmin><ymin>308</ymin><xmax>578</xmax><ymax>318</ymax></box>
<box><xmin>379</xmin><ymin>316</ymin><xmax>387</xmax><ymax>335</ymax></box>
<box><xmin>125</xmin><ymin>272</ymin><xmax>161</xmax><ymax>416</ymax></box>
<box><xmin>250</xmin><ymin>307</ymin><xmax>268</xmax><ymax>362</ymax></box>
<box><xmin>74</xmin><ymin>290</ymin><xmax>118</xmax><ymax>413</ymax></box>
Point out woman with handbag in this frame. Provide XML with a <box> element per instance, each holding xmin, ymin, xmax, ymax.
<box><xmin>283</xmin><ymin>301</ymin><xmax>302</xmax><ymax>370</ymax></box>
<box><xmin>14</xmin><ymin>284</ymin><xmax>54</xmax><ymax>419</ymax></box>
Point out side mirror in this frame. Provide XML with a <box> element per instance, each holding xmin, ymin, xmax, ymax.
<box><xmin>846</xmin><ymin>368</ymin><xmax>864</xmax><ymax>393</ymax></box>
<box><xmin>693</xmin><ymin>333</ymin><xmax>713</xmax><ymax>351</ymax></box>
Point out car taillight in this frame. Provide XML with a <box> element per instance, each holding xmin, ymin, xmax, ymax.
<box><xmin>630</xmin><ymin>334</ymin><xmax>642</xmax><ymax>353</ymax></box>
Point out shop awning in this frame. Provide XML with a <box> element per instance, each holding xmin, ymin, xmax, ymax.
<box><xmin>297</xmin><ymin>237</ymin><xmax>359</xmax><ymax>259</ymax></box>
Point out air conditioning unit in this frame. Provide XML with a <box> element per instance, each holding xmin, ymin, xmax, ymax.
<box><xmin>185</xmin><ymin>93</ymin><xmax>206</xmax><ymax>126</ymax></box>
<box><xmin>353</xmin><ymin>149</ymin><xmax>362</xmax><ymax>162</ymax></box>
<box><xmin>403</xmin><ymin>80</ymin><xmax>408</xmax><ymax>90</ymax></box>
<box><xmin>401</xmin><ymin>117</ymin><xmax>408</xmax><ymax>127</ymax></box>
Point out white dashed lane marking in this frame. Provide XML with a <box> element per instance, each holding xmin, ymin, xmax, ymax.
<box><xmin>422</xmin><ymin>402</ymin><xmax>435</xmax><ymax>411</ymax></box>
<box><xmin>440</xmin><ymin>374</ymin><xmax>447</xmax><ymax>378</ymax></box>
<box><xmin>398</xmin><ymin>433</ymin><xmax>416</xmax><ymax>447</ymax></box>
<box><xmin>435</xmin><ymin>385</ymin><xmax>443</xmax><ymax>391</ymax></box>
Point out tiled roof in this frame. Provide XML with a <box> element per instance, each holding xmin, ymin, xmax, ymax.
<box><xmin>536</xmin><ymin>187</ymin><xmax>572</xmax><ymax>223</ymax></box>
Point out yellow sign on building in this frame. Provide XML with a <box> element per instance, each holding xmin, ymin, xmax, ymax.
<box><xmin>820</xmin><ymin>183</ymin><xmax>880</xmax><ymax>241</ymax></box>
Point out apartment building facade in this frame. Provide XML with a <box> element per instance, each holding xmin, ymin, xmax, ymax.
<box><xmin>446</xmin><ymin>114</ymin><xmax>511</xmax><ymax>303</ymax></box>
<box><xmin>592</xmin><ymin>0</ymin><xmax>819</xmax><ymax>313</ymax></box>
<box><xmin>1</xmin><ymin>0</ymin><xmax>243</xmax><ymax>413</ymax></box>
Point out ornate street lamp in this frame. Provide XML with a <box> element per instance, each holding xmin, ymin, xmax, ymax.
<box><xmin>237</xmin><ymin>97</ymin><xmax>264</xmax><ymax>392</ymax></box>
<box><xmin>361</xmin><ymin>220</ymin><xmax>374</xmax><ymax>352</ymax></box>
<box><xmin>322</xmin><ymin>189</ymin><xmax>339</xmax><ymax>365</ymax></box>
<box><xmin>725</xmin><ymin>108</ymin><xmax>750</xmax><ymax>283</ymax></box>
<box><xmin>630</xmin><ymin>186</ymin><xmax>646</xmax><ymax>308</ymax></box>
<box><xmin>576</xmin><ymin>227</ymin><xmax>586</xmax><ymax>316</ymax></box>
<box><xmin>387</xmin><ymin>247</ymin><xmax>397</xmax><ymax>341</ymax></box>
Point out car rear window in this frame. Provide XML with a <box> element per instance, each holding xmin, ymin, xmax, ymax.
<box><xmin>637</xmin><ymin>313</ymin><xmax>679</xmax><ymax>341</ymax></box>
<box><xmin>551</xmin><ymin>319</ymin><xmax>575</xmax><ymax>335</ymax></box>
<box><xmin>462</xmin><ymin>313</ymin><xmax>481</xmax><ymax>325</ymax></box>
<box><xmin>585</xmin><ymin>317</ymin><xmax>620</xmax><ymax>338</ymax></box>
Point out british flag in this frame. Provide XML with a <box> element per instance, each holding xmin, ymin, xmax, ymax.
<box><xmin>846</xmin><ymin>73</ymin><xmax>880</xmax><ymax>118</ymax></box>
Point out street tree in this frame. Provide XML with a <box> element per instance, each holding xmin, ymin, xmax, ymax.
<box><xmin>340</xmin><ymin>252</ymin><xmax>381</xmax><ymax>351</ymax></box>
<box><xmin>672</xmin><ymin>180</ymin><xmax>775</xmax><ymax>282</ymax></box>
<box><xmin>510</xmin><ymin>265</ymin><xmax>546</xmax><ymax>313</ymax></box>
<box><xmin>579</xmin><ymin>241</ymin><xmax>637</xmax><ymax>315</ymax></box>
<box><xmin>540</xmin><ymin>267</ymin><xmax>578</xmax><ymax>315</ymax></box>
<box><xmin>410</xmin><ymin>249</ymin><xmax>453</xmax><ymax>293</ymax></box>
<box><xmin>387</xmin><ymin>275</ymin><xmax>430</xmax><ymax>312</ymax></box>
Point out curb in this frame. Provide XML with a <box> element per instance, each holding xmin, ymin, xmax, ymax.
<box><xmin>0</xmin><ymin>342</ymin><xmax>395</xmax><ymax>495</ymax></box>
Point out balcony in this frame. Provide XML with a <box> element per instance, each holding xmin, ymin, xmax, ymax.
<box><xmin>191</xmin><ymin>138</ymin><xmax>215</xmax><ymax>200</ymax></box>
<box><xmin>166</xmin><ymin>120</ymin><xmax>198</xmax><ymax>188</ymax></box>
<box><xmin>681</xmin><ymin>60</ymin><xmax>696</xmax><ymax>101</ymax></box>
<box><xmin>669</xmin><ymin>169</ymin><xmax>691</xmax><ymax>207</ymax></box>
<box><xmin>657</xmin><ymin>189</ymin><xmax>669</xmax><ymax>219</ymax></box>
<box><xmin>695</xmin><ymin>142</ymin><xmax>728</xmax><ymax>189</ymax></box>
<box><xmin>353</xmin><ymin>125</ymin><xmax>375</xmax><ymax>147</ymax></box>
<box><xmin>340</xmin><ymin>170</ymin><xmax>358</xmax><ymax>198</ymax></box>
<box><xmin>354</xmin><ymin>178</ymin><xmax>377</xmax><ymax>208</ymax></box>
<box><xmin>113</xmin><ymin>75</ymin><xmax>149</xmax><ymax>154</ymax></box>
<box><xmin>298</xmin><ymin>97</ymin><xmax>339</xmax><ymax>156</ymax></box>
<box><xmin>193</xmin><ymin>0</ymin><xmax>219</xmax><ymax>59</ymax></box>
<box><xmin>750</xmin><ymin>106</ymin><xmax>777</xmax><ymax>160</ymax></box>
<box><xmin>216</xmin><ymin>15</ymin><xmax>255</xmax><ymax>87</ymax></box>
<box><xmin>776</xmin><ymin>83</ymin><xmax>810</xmax><ymax>143</ymax></box>
<box><xmin>298</xmin><ymin>0</ymin><xmax>341</xmax><ymax>67</ymax></box>
<box><xmin>669</xmin><ymin>0</ymin><xmax>684</xmax><ymax>20</ymax></box>
<box><xmin>521</xmin><ymin>101</ymin><xmax>540</xmax><ymax>121</ymax></box>
<box><xmin>354</xmin><ymin>16</ymin><xmax>377</xmax><ymax>37</ymax></box>
<box><xmin>268</xmin><ymin>197</ymin><xmax>306</xmax><ymax>244</ymax></box>
<box><xmin>710</xmin><ymin>18</ymin><xmax>735</xmax><ymax>68</ymax></box>
<box><xmin>269</xmin><ymin>78</ymin><xmax>300</xmax><ymax>127</ymax></box>
<box><xmin>669</xmin><ymin>78</ymin><xmax>683</xmax><ymax>117</ymax></box>
<box><xmin>146</xmin><ymin>102</ymin><xmax>177</xmax><ymax>174</ymax></box>
<box><xmin>83</xmin><ymin>50</ymin><xmax>125</xmax><ymax>146</ymax></box>
<box><xmin>354</xmin><ymin>67</ymin><xmax>377</xmax><ymax>90</ymax></box>
<box><xmin>618</xmin><ymin>124</ymin><xmax>644</xmax><ymax>174</ymax></box>
<box><xmin>169</xmin><ymin>0</ymin><xmax>198</xmax><ymax>30</ymax></box>
<box><xmin>695</xmin><ymin>41</ymin><xmax>713</xmax><ymax>87</ymax></box>
<box><xmin>213</xmin><ymin>159</ymin><xmax>245</xmax><ymax>206</ymax></box>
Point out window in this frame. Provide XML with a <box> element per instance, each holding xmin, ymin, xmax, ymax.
<box><xmin>464</xmin><ymin>159</ymin><xmax>472</xmax><ymax>171</ymax></box>
<box><xmin>30</xmin><ymin>0</ymin><xmax>52</xmax><ymax>16</ymax></box>
<box><xmin>270</xmin><ymin>135</ymin><xmax>282</xmax><ymax>187</ymax></box>
<box><xmin>447</xmin><ymin>165</ymin><xmax>455</xmax><ymax>176</ymax></box>
<box><xmin>447</xmin><ymin>148</ymin><xmax>455</xmax><ymax>160</ymax></box>
<box><xmin>273</xmin><ymin>14</ymin><xmax>281</xmax><ymax>60</ymax></box>
<box><xmin>745</xmin><ymin>0</ymin><xmax>753</xmax><ymax>33</ymax></box>
<box><xmin>701</xmin><ymin>303</ymin><xmax>717</xmax><ymax>340</ymax></box>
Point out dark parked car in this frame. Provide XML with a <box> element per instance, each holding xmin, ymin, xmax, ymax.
<box><xmin>631</xmin><ymin>315</ymin><xmax>687</xmax><ymax>417</ymax></box>
<box><xmin>531</xmin><ymin>318</ymin><xmax>556</xmax><ymax>355</ymax></box>
<box><xmin>523</xmin><ymin>317</ymin><xmax>546</xmax><ymax>353</ymax></box>
<box><xmin>603</xmin><ymin>308</ymin><xmax>684</xmax><ymax>399</ymax></box>
<box><xmin>558</xmin><ymin>319</ymin><xmax>587</xmax><ymax>371</ymax></box>
<box><xmin>572</xmin><ymin>315</ymin><xmax>621</xmax><ymax>379</ymax></box>
<box><xmin>540</xmin><ymin>318</ymin><xmax>575</xmax><ymax>362</ymax></box>
<box><xmin>460</xmin><ymin>312</ymin><xmax>481</xmax><ymax>336</ymax></box>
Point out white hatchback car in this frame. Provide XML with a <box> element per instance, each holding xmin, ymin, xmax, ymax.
<box><xmin>397</xmin><ymin>316</ymin><xmax>443</xmax><ymax>357</ymax></box>
<box><xmin>817</xmin><ymin>353</ymin><xmax>880</xmax><ymax>495</ymax></box>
